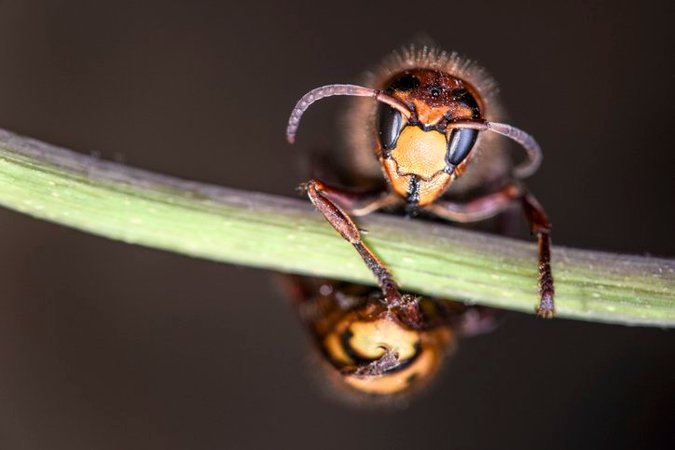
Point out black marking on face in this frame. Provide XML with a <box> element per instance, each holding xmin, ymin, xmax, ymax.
<box><xmin>388</xmin><ymin>73</ymin><xmax>421</xmax><ymax>92</ymax></box>
<box><xmin>453</xmin><ymin>88</ymin><xmax>481</xmax><ymax>119</ymax></box>
<box><xmin>406</xmin><ymin>176</ymin><xmax>420</xmax><ymax>217</ymax></box>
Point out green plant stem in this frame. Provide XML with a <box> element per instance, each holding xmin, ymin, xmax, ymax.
<box><xmin>0</xmin><ymin>128</ymin><xmax>672</xmax><ymax>326</ymax></box>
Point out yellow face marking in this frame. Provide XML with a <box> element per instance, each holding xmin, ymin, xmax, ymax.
<box><xmin>381</xmin><ymin>158</ymin><xmax>409</xmax><ymax>199</ymax></box>
<box><xmin>417</xmin><ymin>172</ymin><xmax>452</xmax><ymax>206</ymax></box>
<box><xmin>382</xmin><ymin>157</ymin><xmax>452</xmax><ymax>207</ymax></box>
<box><xmin>390</xmin><ymin>127</ymin><xmax>447</xmax><ymax>179</ymax></box>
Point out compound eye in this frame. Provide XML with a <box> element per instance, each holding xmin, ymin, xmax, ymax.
<box><xmin>377</xmin><ymin>105</ymin><xmax>404</xmax><ymax>151</ymax></box>
<box><xmin>446</xmin><ymin>128</ymin><xmax>478</xmax><ymax>166</ymax></box>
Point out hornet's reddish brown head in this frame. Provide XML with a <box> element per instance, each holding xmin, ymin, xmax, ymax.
<box><xmin>286</xmin><ymin>59</ymin><xmax>541</xmax><ymax>212</ymax></box>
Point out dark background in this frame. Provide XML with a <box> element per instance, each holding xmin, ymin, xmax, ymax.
<box><xmin>0</xmin><ymin>1</ymin><xmax>673</xmax><ymax>449</ymax></box>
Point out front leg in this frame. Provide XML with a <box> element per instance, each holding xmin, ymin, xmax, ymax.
<box><xmin>521</xmin><ymin>192</ymin><xmax>555</xmax><ymax>318</ymax></box>
<box><xmin>424</xmin><ymin>184</ymin><xmax>522</xmax><ymax>222</ymax></box>
<box><xmin>425</xmin><ymin>183</ymin><xmax>555</xmax><ymax>318</ymax></box>
<box><xmin>302</xmin><ymin>179</ymin><xmax>404</xmax><ymax>307</ymax></box>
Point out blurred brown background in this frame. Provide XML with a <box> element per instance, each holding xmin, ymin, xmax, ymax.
<box><xmin>0</xmin><ymin>1</ymin><xmax>673</xmax><ymax>449</ymax></box>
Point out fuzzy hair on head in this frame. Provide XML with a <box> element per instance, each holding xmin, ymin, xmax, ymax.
<box><xmin>364</xmin><ymin>44</ymin><xmax>501</xmax><ymax>117</ymax></box>
<box><xmin>343</xmin><ymin>44</ymin><xmax>510</xmax><ymax>192</ymax></box>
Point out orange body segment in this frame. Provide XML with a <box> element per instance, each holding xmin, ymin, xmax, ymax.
<box><xmin>321</xmin><ymin>311</ymin><xmax>454</xmax><ymax>395</ymax></box>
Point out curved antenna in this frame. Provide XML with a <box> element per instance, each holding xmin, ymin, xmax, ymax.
<box><xmin>447</xmin><ymin>121</ymin><xmax>542</xmax><ymax>178</ymax></box>
<box><xmin>486</xmin><ymin>122</ymin><xmax>542</xmax><ymax>178</ymax></box>
<box><xmin>286</xmin><ymin>84</ymin><xmax>411</xmax><ymax>144</ymax></box>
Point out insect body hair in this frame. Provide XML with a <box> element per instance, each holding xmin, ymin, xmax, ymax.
<box><xmin>343</xmin><ymin>44</ymin><xmax>511</xmax><ymax>196</ymax></box>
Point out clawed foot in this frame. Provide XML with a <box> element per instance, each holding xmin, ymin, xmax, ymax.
<box><xmin>536</xmin><ymin>292</ymin><xmax>555</xmax><ymax>319</ymax></box>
